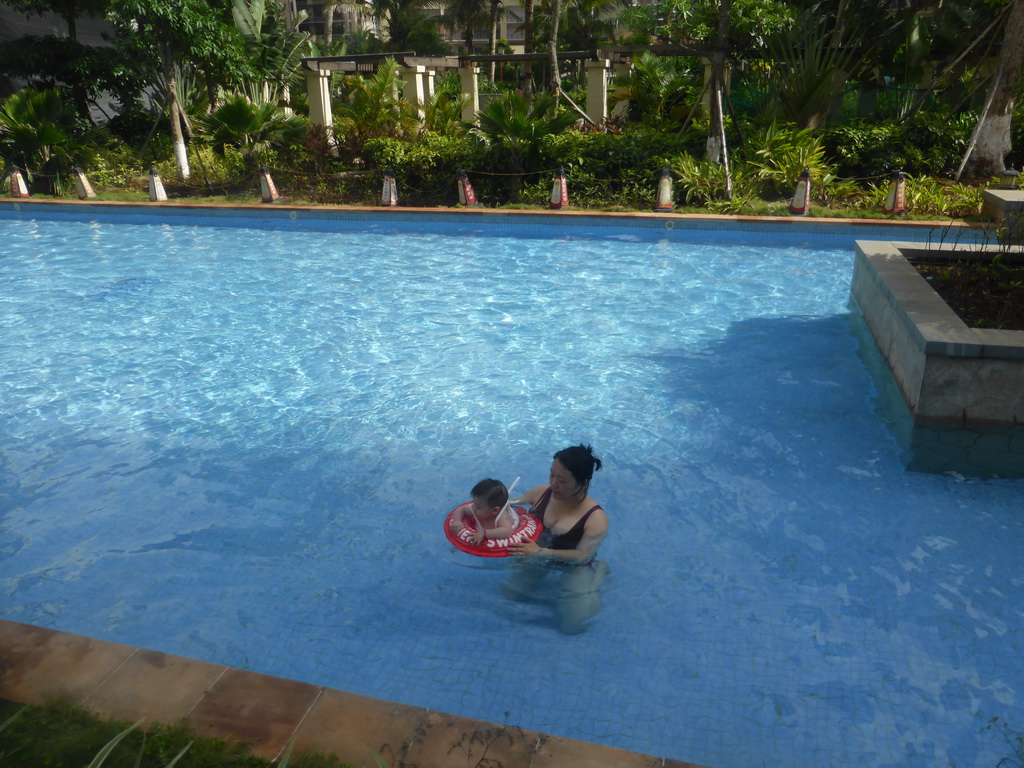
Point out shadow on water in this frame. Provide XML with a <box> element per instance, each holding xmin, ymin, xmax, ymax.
<box><xmin>88</xmin><ymin>277</ymin><xmax>160</xmax><ymax>301</ymax></box>
<box><xmin>652</xmin><ymin>307</ymin><xmax>1024</xmax><ymax>481</ymax></box>
<box><xmin>649</xmin><ymin>311</ymin><xmax>894</xmax><ymax>475</ymax></box>
<box><xmin>631</xmin><ymin>310</ymin><xmax>1024</xmax><ymax>768</ymax></box>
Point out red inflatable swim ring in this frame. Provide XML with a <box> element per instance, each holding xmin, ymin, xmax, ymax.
<box><xmin>444</xmin><ymin>503</ymin><xmax>543</xmax><ymax>557</ymax></box>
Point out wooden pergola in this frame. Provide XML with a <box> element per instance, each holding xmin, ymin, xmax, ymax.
<box><xmin>302</xmin><ymin>44</ymin><xmax>717</xmax><ymax>129</ymax></box>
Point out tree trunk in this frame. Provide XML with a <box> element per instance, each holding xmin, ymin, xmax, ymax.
<box><xmin>61</xmin><ymin>0</ymin><xmax>92</xmax><ymax>120</ymax></box>
<box><xmin>708</xmin><ymin>58</ymin><xmax>724</xmax><ymax>160</ymax></box>
<box><xmin>163</xmin><ymin>47</ymin><xmax>191</xmax><ymax>181</ymax></box>
<box><xmin>488</xmin><ymin>0</ymin><xmax>500</xmax><ymax>81</ymax></box>
<box><xmin>67</xmin><ymin>10</ymin><xmax>78</xmax><ymax>42</ymax></box>
<box><xmin>548</xmin><ymin>0</ymin><xmax>561</xmax><ymax>105</ymax></box>
<box><xmin>521</xmin><ymin>0</ymin><xmax>534</xmax><ymax>95</ymax></box>
<box><xmin>970</xmin><ymin>0</ymin><xmax>1024</xmax><ymax>174</ymax></box>
<box><xmin>705</xmin><ymin>0</ymin><xmax>730</xmax><ymax>174</ymax></box>
<box><xmin>325</xmin><ymin>3</ymin><xmax>336</xmax><ymax>47</ymax></box>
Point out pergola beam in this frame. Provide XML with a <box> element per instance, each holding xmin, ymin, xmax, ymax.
<box><xmin>300</xmin><ymin>43</ymin><xmax>729</xmax><ymax>131</ymax></box>
<box><xmin>303</xmin><ymin>53</ymin><xmax>458</xmax><ymax>72</ymax></box>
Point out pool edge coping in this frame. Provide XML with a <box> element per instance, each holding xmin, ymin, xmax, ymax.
<box><xmin>0</xmin><ymin>618</ymin><xmax>707</xmax><ymax>768</ymax></box>
<box><xmin>0</xmin><ymin>197</ymin><xmax>989</xmax><ymax>232</ymax></box>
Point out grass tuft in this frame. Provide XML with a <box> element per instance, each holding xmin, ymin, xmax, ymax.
<box><xmin>0</xmin><ymin>698</ymin><xmax>354</xmax><ymax>768</ymax></box>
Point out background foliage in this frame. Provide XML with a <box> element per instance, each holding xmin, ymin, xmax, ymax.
<box><xmin>0</xmin><ymin>0</ymin><xmax>1013</xmax><ymax>216</ymax></box>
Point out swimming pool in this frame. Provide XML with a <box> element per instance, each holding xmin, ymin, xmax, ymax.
<box><xmin>1</xmin><ymin>203</ymin><xmax>1021</xmax><ymax>768</ymax></box>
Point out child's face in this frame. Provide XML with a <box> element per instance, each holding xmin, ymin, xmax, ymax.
<box><xmin>471</xmin><ymin>497</ymin><xmax>500</xmax><ymax>518</ymax></box>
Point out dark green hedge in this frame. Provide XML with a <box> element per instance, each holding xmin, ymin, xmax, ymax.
<box><xmin>358</xmin><ymin>128</ymin><xmax>699</xmax><ymax>208</ymax></box>
<box><xmin>820</xmin><ymin>111</ymin><xmax>976</xmax><ymax>181</ymax></box>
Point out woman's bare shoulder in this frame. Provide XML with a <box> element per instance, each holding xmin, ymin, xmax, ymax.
<box><xmin>585</xmin><ymin>502</ymin><xmax>608</xmax><ymax>531</ymax></box>
<box><xmin>517</xmin><ymin>484</ymin><xmax>550</xmax><ymax>505</ymax></box>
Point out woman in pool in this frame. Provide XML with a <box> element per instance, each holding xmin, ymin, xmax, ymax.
<box><xmin>502</xmin><ymin>444</ymin><xmax>609</xmax><ymax>634</ymax></box>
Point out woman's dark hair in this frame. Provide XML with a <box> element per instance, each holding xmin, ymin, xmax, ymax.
<box><xmin>553</xmin><ymin>444</ymin><xmax>602</xmax><ymax>486</ymax></box>
<box><xmin>471</xmin><ymin>478</ymin><xmax>508</xmax><ymax>508</ymax></box>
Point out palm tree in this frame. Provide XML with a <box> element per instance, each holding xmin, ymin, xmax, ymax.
<box><xmin>231</xmin><ymin>0</ymin><xmax>312</xmax><ymax>106</ymax></box>
<box><xmin>436</xmin><ymin>0</ymin><xmax>490</xmax><ymax>52</ymax></box>
<box><xmin>610</xmin><ymin>51</ymin><xmax>694</xmax><ymax>126</ymax></box>
<box><xmin>372</xmin><ymin>0</ymin><xmax>431</xmax><ymax>50</ymax></box>
<box><xmin>755</xmin><ymin>10</ymin><xmax>865</xmax><ymax>130</ymax></box>
<box><xmin>555</xmin><ymin>0</ymin><xmax>622</xmax><ymax>51</ymax></box>
<box><xmin>194</xmin><ymin>92</ymin><xmax>308</xmax><ymax>164</ymax></box>
<box><xmin>335</xmin><ymin>58</ymin><xmax>421</xmax><ymax>150</ymax></box>
<box><xmin>0</xmin><ymin>88</ymin><xmax>97</xmax><ymax>194</ymax></box>
<box><xmin>469</xmin><ymin>90</ymin><xmax>576</xmax><ymax>199</ymax></box>
<box><xmin>486</xmin><ymin>0</ymin><xmax>506</xmax><ymax>80</ymax></box>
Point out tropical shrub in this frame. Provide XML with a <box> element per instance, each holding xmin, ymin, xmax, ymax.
<box><xmin>361</xmin><ymin>133</ymin><xmax>490</xmax><ymax>206</ymax></box>
<box><xmin>423</xmin><ymin>72</ymin><xmax>469</xmax><ymax>136</ymax></box>
<box><xmin>666</xmin><ymin>152</ymin><xmax>760</xmax><ymax>212</ymax></box>
<box><xmin>194</xmin><ymin>93</ymin><xmax>308</xmax><ymax>165</ymax></box>
<box><xmin>106</xmin><ymin>108</ymin><xmax>166</xmax><ymax>148</ymax></box>
<box><xmin>0</xmin><ymin>87</ymin><xmax>101</xmax><ymax>194</ymax></box>
<box><xmin>468</xmin><ymin>91</ymin><xmax>577</xmax><ymax>200</ymax></box>
<box><xmin>820</xmin><ymin>111</ymin><xmax>975</xmax><ymax>180</ymax></box>
<box><xmin>739</xmin><ymin>122</ymin><xmax>834</xmax><ymax>198</ymax></box>
<box><xmin>610</xmin><ymin>52</ymin><xmax>701</xmax><ymax>128</ymax></box>
<box><xmin>0</xmin><ymin>697</ymin><xmax>345</xmax><ymax>768</ymax></box>
<box><xmin>541</xmin><ymin>128</ymin><xmax>691</xmax><ymax>208</ymax></box>
<box><xmin>860</xmin><ymin>174</ymin><xmax>984</xmax><ymax>219</ymax></box>
<box><xmin>815</xmin><ymin>172</ymin><xmax>870</xmax><ymax>210</ymax></box>
<box><xmin>334</xmin><ymin>59</ymin><xmax>421</xmax><ymax>156</ymax></box>
<box><xmin>87</xmin><ymin>142</ymin><xmax>148</xmax><ymax>189</ymax></box>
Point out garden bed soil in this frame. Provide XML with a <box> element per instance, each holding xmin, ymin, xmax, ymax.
<box><xmin>910</xmin><ymin>259</ymin><xmax>1024</xmax><ymax>331</ymax></box>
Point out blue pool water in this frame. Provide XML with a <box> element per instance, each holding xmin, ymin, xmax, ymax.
<box><xmin>0</xmin><ymin>205</ymin><xmax>1021</xmax><ymax>768</ymax></box>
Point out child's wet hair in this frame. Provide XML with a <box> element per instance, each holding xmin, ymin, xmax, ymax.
<box><xmin>471</xmin><ymin>478</ymin><xmax>509</xmax><ymax>509</ymax></box>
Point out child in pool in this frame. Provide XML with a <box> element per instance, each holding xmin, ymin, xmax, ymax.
<box><xmin>449</xmin><ymin>478</ymin><xmax>517</xmax><ymax>545</ymax></box>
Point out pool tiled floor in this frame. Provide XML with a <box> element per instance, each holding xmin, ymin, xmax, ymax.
<box><xmin>0</xmin><ymin>619</ymin><xmax>706</xmax><ymax>767</ymax></box>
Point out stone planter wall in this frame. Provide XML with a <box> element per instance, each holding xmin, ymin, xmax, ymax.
<box><xmin>981</xmin><ymin>188</ymin><xmax>1024</xmax><ymax>237</ymax></box>
<box><xmin>851</xmin><ymin>240</ymin><xmax>1024</xmax><ymax>476</ymax></box>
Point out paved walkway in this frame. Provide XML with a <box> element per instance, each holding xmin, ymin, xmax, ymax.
<box><xmin>0</xmin><ymin>620</ymin><xmax>705</xmax><ymax>768</ymax></box>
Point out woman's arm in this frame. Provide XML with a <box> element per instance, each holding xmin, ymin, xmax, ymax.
<box><xmin>511</xmin><ymin>483</ymin><xmax>548</xmax><ymax>507</ymax></box>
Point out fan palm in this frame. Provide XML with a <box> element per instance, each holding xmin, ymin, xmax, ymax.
<box><xmin>194</xmin><ymin>92</ymin><xmax>308</xmax><ymax>162</ymax></box>
<box><xmin>0</xmin><ymin>87</ymin><xmax>97</xmax><ymax>193</ymax></box>
<box><xmin>757</xmin><ymin>11</ymin><xmax>866</xmax><ymax>129</ymax></box>
<box><xmin>470</xmin><ymin>91</ymin><xmax>576</xmax><ymax>199</ymax></box>
<box><xmin>610</xmin><ymin>51</ymin><xmax>695</xmax><ymax>127</ymax></box>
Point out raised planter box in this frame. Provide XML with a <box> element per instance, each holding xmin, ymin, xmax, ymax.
<box><xmin>851</xmin><ymin>240</ymin><xmax>1024</xmax><ymax>477</ymax></box>
<box><xmin>981</xmin><ymin>188</ymin><xmax>1024</xmax><ymax>237</ymax></box>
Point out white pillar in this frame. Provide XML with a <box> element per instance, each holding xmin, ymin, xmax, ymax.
<box><xmin>400</xmin><ymin>64</ymin><xmax>427</xmax><ymax>124</ymax></box>
<box><xmin>423</xmin><ymin>69</ymin><xmax>436</xmax><ymax>101</ymax></box>
<box><xmin>459</xmin><ymin>64</ymin><xmax>480</xmax><ymax>122</ymax></box>
<box><xmin>612</xmin><ymin>61</ymin><xmax>631</xmax><ymax>118</ymax></box>
<box><xmin>305</xmin><ymin>68</ymin><xmax>333</xmax><ymax>131</ymax></box>
<box><xmin>585</xmin><ymin>59</ymin><xmax>609</xmax><ymax>125</ymax></box>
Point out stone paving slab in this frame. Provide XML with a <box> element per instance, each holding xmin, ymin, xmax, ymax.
<box><xmin>0</xmin><ymin>619</ymin><xmax>707</xmax><ymax>768</ymax></box>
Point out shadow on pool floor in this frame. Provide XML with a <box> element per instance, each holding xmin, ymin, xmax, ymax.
<box><xmin>0</xmin><ymin>619</ymin><xmax>706</xmax><ymax>768</ymax></box>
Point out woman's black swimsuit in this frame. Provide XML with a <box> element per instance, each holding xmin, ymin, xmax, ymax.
<box><xmin>532</xmin><ymin>487</ymin><xmax>602</xmax><ymax>555</ymax></box>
